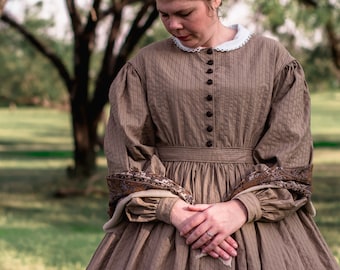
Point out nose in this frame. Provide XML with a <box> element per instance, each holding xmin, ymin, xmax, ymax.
<box><xmin>167</xmin><ymin>17</ymin><xmax>183</xmax><ymax>30</ymax></box>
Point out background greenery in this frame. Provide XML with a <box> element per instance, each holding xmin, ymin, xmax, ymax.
<box><xmin>0</xmin><ymin>91</ymin><xmax>339</xmax><ymax>269</ymax></box>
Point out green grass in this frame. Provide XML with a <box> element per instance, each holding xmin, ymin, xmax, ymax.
<box><xmin>0</xmin><ymin>91</ymin><xmax>340</xmax><ymax>269</ymax></box>
<box><xmin>0</xmin><ymin>108</ymin><xmax>109</xmax><ymax>270</ymax></box>
<box><xmin>311</xmin><ymin>91</ymin><xmax>340</xmax><ymax>145</ymax></box>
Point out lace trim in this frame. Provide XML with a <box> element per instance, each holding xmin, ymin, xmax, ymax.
<box><xmin>106</xmin><ymin>169</ymin><xmax>194</xmax><ymax>217</ymax></box>
<box><xmin>172</xmin><ymin>24</ymin><xmax>253</xmax><ymax>53</ymax></box>
<box><xmin>229</xmin><ymin>165</ymin><xmax>313</xmax><ymax>200</ymax></box>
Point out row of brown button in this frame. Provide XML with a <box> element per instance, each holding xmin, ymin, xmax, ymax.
<box><xmin>205</xmin><ymin>49</ymin><xmax>214</xmax><ymax>147</ymax></box>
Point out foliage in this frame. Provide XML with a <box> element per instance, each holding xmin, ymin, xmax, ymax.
<box><xmin>248</xmin><ymin>0</ymin><xmax>339</xmax><ymax>91</ymax></box>
<box><xmin>0</xmin><ymin>24</ymin><xmax>69</xmax><ymax>106</ymax></box>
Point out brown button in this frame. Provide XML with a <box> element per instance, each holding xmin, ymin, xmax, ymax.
<box><xmin>206</xmin><ymin>69</ymin><xmax>213</xmax><ymax>74</ymax></box>
<box><xmin>206</xmin><ymin>95</ymin><xmax>213</xmax><ymax>101</ymax></box>
<box><xmin>206</xmin><ymin>140</ymin><xmax>213</xmax><ymax>147</ymax></box>
<box><xmin>206</xmin><ymin>111</ymin><xmax>213</xmax><ymax>117</ymax></box>
<box><xmin>207</xmin><ymin>60</ymin><xmax>214</xmax><ymax>65</ymax></box>
<box><xmin>207</xmin><ymin>48</ymin><xmax>213</xmax><ymax>54</ymax></box>
<box><xmin>207</xmin><ymin>125</ymin><xmax>213</xmax><ymax>132</ymax></box>
<box><xmin>207</xmin><ymin>79</ymin><xmax>213</xmax><ymax>85</ymax></box>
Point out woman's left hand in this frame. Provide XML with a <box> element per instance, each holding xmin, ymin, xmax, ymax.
<box><xmin>180</xmin><ymin>200</ymin><xmax>247</xmax><ymax>254</ymax></box>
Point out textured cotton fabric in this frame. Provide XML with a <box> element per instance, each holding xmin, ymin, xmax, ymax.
<box><xmin>87</xmin><ymin>30</ymin><xmax>339</xmax><ymax>270</ymax></box>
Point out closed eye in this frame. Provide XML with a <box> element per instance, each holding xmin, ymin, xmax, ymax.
<box><xmin>159</xmin><ymin>12</ymin><xmax>169</xmax><ymax>18</ymax></box>
<box><xmin>158</xmin><ymin>9</ymin><xmax>194</xmax><ymax>19</ymax></box>
<box><xmin>178</xmin><ymin>11</ymin><xmax>192</xmax><ymax>17</ymax></box>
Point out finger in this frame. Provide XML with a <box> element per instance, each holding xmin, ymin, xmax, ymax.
<box><xmin>186</xmin><ymin>204</ymin><xmax>211</xmax><ymax>212</ymax></box>
<box><xmin>202</xmin><ymin>234</ymin><xmax>237</xmax><ymax>256</ymax></box>
<box><xmin>190</xmin><ymin>230</ymin><xmax>215</xmax><ymax>249</ymax></box>
<box><xmin>209</xmin><ymin>245</ymin><xmax>232</xmax><ymax>261</ymax></box>
<box><xmin>201</xmin><ymin>233</ymin><xmax>224</xmax><ymax>253</ymax></box>
<box><xmin>225</xmin><ymin>235</ymin><xmax>238</xmax><ymax>249</ymax></box>
<box><xmin>213</xmin><ymin>239</ymin><xmax>237</xmax><ymax>258</ymax></box>
<box><xmin>207</xmin><ymin>250</ymin><xmax>220</xmax><ymax>259</ymax></box>
<box><xmin>180</xmin><ymin>214</ymin><xmax>207</xmax><ymax>240</ymax></box>
<box><xmin>199</xmin><ymin>243</ymin><xmax>221</xmax><ymax>259</ymax></box>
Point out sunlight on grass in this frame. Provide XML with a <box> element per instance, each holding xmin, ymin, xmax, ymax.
<box><xmin>0</xmin><ymin>156</ymin><xmax>107</xmax><ymax>169</ymax></box>
<box><xmin>313</xmin><ymin>149</ymin><xmax>340</xmax><ymax>165</ymax></box>
<box><xmin>0</xmin><ymin>108</ymin><xmax>72</xmax><ymax>151</ymax></box>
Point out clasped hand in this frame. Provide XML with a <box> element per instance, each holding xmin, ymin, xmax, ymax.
<box><xmin>170</xmin><ymin>199</ymin><xmax>247</xmax><ymax>261</ymax></box>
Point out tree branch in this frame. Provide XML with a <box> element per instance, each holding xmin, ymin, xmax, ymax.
<box><xmin>65</xmin><ymin>0</ymin><xmax>82</xmax><ymax>35</ymax></box>
<box><xmin>84</xmin><ymin>0</ymin><xmax>101</xmax><ymax>33</ymax></box>
<box><xmin>121</xmin><ymin>1</ymin><xmax>158</xmax><ymax>56</ymax></box>
<box><xmin>326</xmin><ymin>20</ymin><xmax>340</xmax><ymax>70</ymax></box>
<box><xmin>1</xmin><ymin>12</ymin><xmax>73</xmax><ymax>91</ymax></box>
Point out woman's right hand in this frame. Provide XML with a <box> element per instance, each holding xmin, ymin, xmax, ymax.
<box><xmin>170</xmin><ymin>200</ymin><xmax>238</xmax><ymax>260</ymax></box>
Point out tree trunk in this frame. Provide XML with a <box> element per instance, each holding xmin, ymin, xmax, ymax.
<box><xmin>70</xmin><ymin>98</ymin><xmax>97</xmax><ymax>176</ymax></box>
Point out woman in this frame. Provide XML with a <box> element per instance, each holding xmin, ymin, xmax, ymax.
<box><xmin>87</xmin><ymin>0</ymin><xmax>339</xmax><ymax>269</ymax></box>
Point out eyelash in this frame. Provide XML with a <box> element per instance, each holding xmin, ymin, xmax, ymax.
<box><xmin>160</xmin><ymin>11</ymin><xmax>192</xmax><ymax>18</ymax></box>
<box><xmin>180</xmin><ymin>12</ymin><xmax>191</xmax><ymax>17</ymax></box>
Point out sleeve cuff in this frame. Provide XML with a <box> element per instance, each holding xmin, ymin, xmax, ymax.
<box><xmin>234</xmin><ymin>192</ymin><xmax>262</xmax><ymax>222</ymax></box>
<box><xmin>156</xmin><ymin>197</ymin><xmax>180</xmax><ymax>224</ymax></box>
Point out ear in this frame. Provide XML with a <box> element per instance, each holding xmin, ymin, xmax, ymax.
<box><xmin>212</xmin><ymin>0</ymin><xmax>222</xmax><ymax>9</ymax></box>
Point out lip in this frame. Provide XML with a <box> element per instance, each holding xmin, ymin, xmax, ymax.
<box><xmin>177</xmin><ymin>35</ymin><xmax>190</xmax><ymax>41</ymax></box>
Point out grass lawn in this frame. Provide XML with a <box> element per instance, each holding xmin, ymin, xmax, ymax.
<box><xmin>0</xmin><ymin>108</ymin><xmax>109</xmax><ymax>270</ymax></box>
<box><xmin>0</xmin><ymin>91</ymin><xmax>339</xmax><ymax>269</ymax></box>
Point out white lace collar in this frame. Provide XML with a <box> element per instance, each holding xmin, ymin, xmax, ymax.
<box><xmin>172</xmin><ymin>24</ymin><xmax>252</xmax><ymax>53</ymax></box>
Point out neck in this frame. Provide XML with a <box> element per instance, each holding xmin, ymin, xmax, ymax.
<box><xmin>213</xmin><ymin>23</ymin><xmax>237</xmax><ymax>46</ymax></box>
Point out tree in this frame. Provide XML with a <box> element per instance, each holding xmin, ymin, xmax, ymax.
<box><xmin>1</xmin><ymin>0</ymin><xmax>159</xmax><ymax>177</ymax></box>
<box><xmin>249</xmin><ymin>0</ymin><xmax>340</xmax><ymax>85</ymax></box>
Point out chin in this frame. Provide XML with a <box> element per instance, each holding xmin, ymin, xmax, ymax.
<box><xmin>182</xmin><ymin>40</ymin><xmax>200</xmax><ymax>48</ymax></box>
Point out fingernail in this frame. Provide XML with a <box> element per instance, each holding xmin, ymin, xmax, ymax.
<box><xmin>222</xmin><ymin>254</ymin><xmax>230</xmax><ymax>260</ymax></box>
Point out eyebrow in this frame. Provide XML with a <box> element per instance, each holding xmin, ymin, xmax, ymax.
<box><xmin>158</xmin><ymin>7</ymin><xmax>193</xmax><ymax>16</ymax></box>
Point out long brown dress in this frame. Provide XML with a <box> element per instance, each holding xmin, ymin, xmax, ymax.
<box><xmin>87</xmin><ymin>25</ymin><xmax>339</xmax><ymax>270</ymax></box>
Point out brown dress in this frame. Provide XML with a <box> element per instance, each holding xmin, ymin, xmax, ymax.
<box><xmin>87</xmin><ymin>25</ymin><xmax>339</xmax><ymax>269</ymax></box>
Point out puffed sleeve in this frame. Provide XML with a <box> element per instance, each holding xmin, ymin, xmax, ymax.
<box><xmin>104</xmin><ymin>62</ymin><xmax>165</xmax><ymax>175</ymax></box>
<box><xmin>232</xmin><ymin>60</ymin><xmax>314</xmax><ymax>222</ymax></box>
<box><xmin>103</xmin><ymin>62</ymin><xmax>183</xmax><ymax>225</ymax></box>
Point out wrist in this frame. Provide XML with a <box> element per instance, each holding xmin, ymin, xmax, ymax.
<box><xmin>170</xmin><ymin>199</ymin><xmax>188</xmax><ymax>226</ymax></box>
<box><xmin>231</xmin><ymin>199</ymin><xmax>248</xmax><ymax>224</ymax></box>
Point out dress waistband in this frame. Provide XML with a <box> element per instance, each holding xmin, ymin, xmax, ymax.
<box><xmin>157</xmin><ymin>147</ymin><xmax>254</xmax><ymax>164</ymax></box>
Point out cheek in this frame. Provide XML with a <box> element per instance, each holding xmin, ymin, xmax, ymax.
<box><xmin>160</xmin><ymin>18</ymin><xmax>171</xmax><ymax>32</ymax></box>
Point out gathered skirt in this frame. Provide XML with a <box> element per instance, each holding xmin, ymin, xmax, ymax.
<box><xmin>87</xmin><ymin>159</ymin><xmax>339</xmax><ymax>270</ymax></box>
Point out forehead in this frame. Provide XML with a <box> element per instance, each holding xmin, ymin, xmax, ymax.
<box><xmin>156</xmin><ymin>0</ymin><xmax>205</xmax><ymax>12</ymax></box>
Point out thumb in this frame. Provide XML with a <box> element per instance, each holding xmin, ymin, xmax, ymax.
<box><xmin>187</xmin><ymin>203</ymin><xmax>211</xmax><ymax>212</ymax></box>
